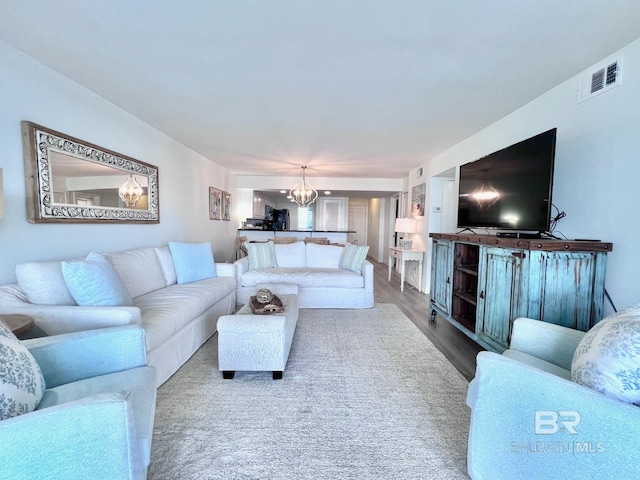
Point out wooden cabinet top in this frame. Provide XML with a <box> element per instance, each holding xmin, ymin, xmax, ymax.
<box><xmin>429</xmin><ymin>233</ymin><xmax>613</xmax><ymax>253</ymax></box>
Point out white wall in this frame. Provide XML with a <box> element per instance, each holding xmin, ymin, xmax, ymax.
<box><xmin>0</xmin><ymin>40</ymin><xmax>237</xmax><ymax>285</ymax></box>
<box><xmin>419</xmin><ymin>37</ymin><xmax>640</xmax><ymax>313</ymax></box>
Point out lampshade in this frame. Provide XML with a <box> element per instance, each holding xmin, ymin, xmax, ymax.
<box><xmin>118</xmin><ymin>174</ymin><xmax>143</xmax><ymax>207</ymax></box>
<box><xmin>289</xmin><ymin>166</ymin><xmax>318</xmax><ymax>208</ymax></box>
<box><xmin>394</xmin><ymin>217</ymin><xmax>416</xmax><ymax>249</ymax></box>
<box><xmin>394</xmin><ymin>218</ymin><xmax>416</xmax><ymax>234</ymax></box>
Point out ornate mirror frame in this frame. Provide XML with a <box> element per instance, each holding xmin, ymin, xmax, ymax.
<box><xmin>22</xmin><ymin>121</ymin><xmax>160</xmax><ymax>223</ymax></box>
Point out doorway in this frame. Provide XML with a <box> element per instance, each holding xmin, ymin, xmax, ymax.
<box><xmin>348</xmin><ymin>204</ymin><xmax>368</xmax><ymax>246</ymax></box>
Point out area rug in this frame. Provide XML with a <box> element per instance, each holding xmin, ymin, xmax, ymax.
<box><xmin>149</xmin><ymin>304</ymin><xmax>471</xmax><ymax>479</ymax></box>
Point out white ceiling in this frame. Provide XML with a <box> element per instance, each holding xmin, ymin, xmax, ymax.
<box><xmin>2</xmin><ymin>1</ymin><xmax>640</xmax><ymax>180</ymax></box>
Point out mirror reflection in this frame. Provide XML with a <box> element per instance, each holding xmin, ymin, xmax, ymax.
<box><xmin>49</xmin><ymin>152</ymin><xmax>149</xmax><ymax>209</ymax></box>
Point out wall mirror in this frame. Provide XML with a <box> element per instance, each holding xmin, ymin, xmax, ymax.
<box><xmin>22</xmin><ymin>121</ymin><xmax>159</xmax><ymax>223</ymax></box>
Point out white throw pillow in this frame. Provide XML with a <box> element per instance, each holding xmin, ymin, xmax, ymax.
<box><xmin>15</xmin><ymin>260</ymin><xmax>77</xmax><ymax>306</ymax></box>
<box><xmin>0</xmin><ymin>322</ymin><xmax>46</xmax><ymax>420</ymax></box>
<box><xmin>571</xmin><ymin>304</ymin><xmax>640</xmax><ymax>405</ymax></box>
<box><xmin>155</xmin><ymin>246</ymin><xmax>178</xmax><ymax>286</ymax></box>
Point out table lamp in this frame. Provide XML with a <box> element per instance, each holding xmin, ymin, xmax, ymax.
<box><xmin>394</xmin><ymin>218</ymin><xmax>416</xmax><ymax>249</ymax></box>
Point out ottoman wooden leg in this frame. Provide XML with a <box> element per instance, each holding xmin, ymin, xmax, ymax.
<box><xmin>272</xmin><ymin>371</ymin><xmax>283</xmax><ymax>380</ymax></box>
<box><xmin>222</xmin><ymin>371</ymin><xmax>235</xmax><ymax>380</ymax></box>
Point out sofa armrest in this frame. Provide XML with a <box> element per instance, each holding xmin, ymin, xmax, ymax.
<box><xmin>234</xmin><ymin>257</ymin><xmax>249</xmax><ymax>284</ymax></box>
<box><xmin>216</xmin><ymin>262</ymin><xmax>235</xmax><ymax>277</ymax></box>
<box><xmin>0</xmin><ymin>392</ymin><xmax>144</xmax><ymax>479</ymax></box>
<box><xmin>24</xmin><ymin>325</ymin><xmax>148</xmax><ymax>388</ymax></box>
<box><xmin>468</xmin><ymin>351</ymin><xmax>640</xmax><ymax>480</ymax></box>
<box><xmin>509</xmin><ymin>317</ymin><xmax>586</xmax><ymax>371</ymax></box>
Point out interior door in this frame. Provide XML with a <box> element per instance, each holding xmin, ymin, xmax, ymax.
<box><xmin>348</xmin><ymin>205</ymin><xmax>367</xmax><ymax>246</ymax></box>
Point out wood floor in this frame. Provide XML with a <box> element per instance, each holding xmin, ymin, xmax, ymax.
<box><xmin>372</xmin><ymin>258</ymin><xmax>485</xmax><ymax>381</ymax></box>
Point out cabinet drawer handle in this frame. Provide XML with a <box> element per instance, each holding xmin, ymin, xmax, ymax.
<box><xmin>479</xmin><ymin>290</ymin><xmax>485</xmax><ymax>299</ymax></box>
<box><xmin>446</xmin><ymin>276</ymin><xmax>450</xmax><ymax>284</ymax></box>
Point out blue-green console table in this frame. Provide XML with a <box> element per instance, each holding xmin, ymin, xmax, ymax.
<box><xmin>429</xmin><ymin>233</ymin><xmax>613</xmax><ymax>353</ymax></box>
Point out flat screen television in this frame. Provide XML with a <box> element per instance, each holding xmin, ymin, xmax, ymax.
<box><xmin>457</xmin><ymin>128</ymin><xmax>557</xmax><ymax>233</ymax></box>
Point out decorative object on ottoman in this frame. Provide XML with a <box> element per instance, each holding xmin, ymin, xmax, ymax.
<box><xmin>250</xmin><ymin>294</ymin><xmax>284</xmax><ymax>314</ymax></box>
<box><xmin>256</xmin><ymin>288</ymin><xmax>273</xmax><ymax>304</ymax></box>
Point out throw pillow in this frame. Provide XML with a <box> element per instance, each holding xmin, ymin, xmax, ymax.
<box><xmin>15</xmin><ymin>260</ymin><xmax>77</xmax><ymax>306</ymax></box>
<box><xmin>168</xmin><ymin>242</ymin><xmax>217</xmax><ymax>284</ymax></box>
<box><xmin>339</xmin><ymin>243</ymin><xmax>370</xmax><ymax>273</ymax></box>
<box><xmin>245</xmin><ymin>242</ymin><xmax>277</xmax><ymax>270</ymax></box>
<box><xmin>0</xmin><ymin>333</ymin><xmax>46</xmax><ymax>420</ymax></box>
<box><xmin>62</xmin><ymin>252</ymin><xmax>133</xmax><ymax>306</ymax></box>
<box><xmin>154</xmin><ymin>246</ymin><xmax>178</xmax><ymax>286</ymax></box>
<box><xmin>571</xmin><ymin>305</ymin><xmax>640</xmax><ymax>405</ymax></box>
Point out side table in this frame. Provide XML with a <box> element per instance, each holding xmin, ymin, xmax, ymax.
<box><xmin>388</xmin><ymin>247</ymin><xmax>425</xmax><ymax>292</ymax></box>
<box><xmin>0</xmin><ymin>314</ymin><xmax>35</xmax><ymax>339</ymax></box>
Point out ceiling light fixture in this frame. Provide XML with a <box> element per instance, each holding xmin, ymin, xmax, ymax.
<box><xmin>118</xmin><ymin>174</ymin><xmax>143</xmax><ymax>207</ymax></box>
<box><xmin>289</xmin><ymin>166</ymin><xmax>318</xmax><ymax>208</ymax></box>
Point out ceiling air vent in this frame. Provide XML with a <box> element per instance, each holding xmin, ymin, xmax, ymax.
<box><xmin>577</xmin><ymin>56</ymin><xmax>622</xmax><ymax>104</ymax></box>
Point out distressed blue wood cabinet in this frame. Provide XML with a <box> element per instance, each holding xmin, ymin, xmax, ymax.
<box><xmin>430</xmin><ymin>238</ymin><xmax>453</xmax><ymax>315</ymax></box>
<box><xmin>429</xmin><ymin>234</ymin><xmax>613</xmax><ymax>352</ymax></box>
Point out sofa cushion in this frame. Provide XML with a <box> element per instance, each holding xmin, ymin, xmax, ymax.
<box><xmin>246</xmin><ymin>242</ymin><xmax>277</xmax><ymax>270</ymax></box>
<box><xmin>306</xmin><ymin>243</ymin><xmax>344</xmax><ymax>268</ymax></box>
<box><xmin>15</xmin><ymin>260</ymin><xmax>77</xmax><ymax>306</ymax></box>
<box><xmin>571</xmin><ymin>304</ymin><xmax>640</xmax><ymax>405</ymax></box>
<box><xmin>168</xmin><ymin>242</ymin><xmax>217</xmax><ymax>284</ymax></box>
<box><xmin>106</xmin><ymin>247</ymin><xmax>167</xmax><ymax>298</ymax></box>
<box><xmin>154</xmin><ymin>246</ymin><xmax>177</xmax><ymax>286</ymax></box>
<box><xmin>274</xmin><ymin>241</ymin><xmax>305</xmax><ymax>268</ymax></box>
<box><xmin>339</xmin><ymin>243</ymin><xmax>370</xmax><ymax>273</ymax></box>
<box><xmin>241</xmin><ymin>268</ymin><xmax>365</xmax><ymax>289</ymax></box>
<box><xmin>0</xmin><ymin>322</ymin><xmax>46</xmax><ymax>420</ymax></box>
<box><xmin>62</xmin><ymin>252</ymin><xmax>133</xmax><ymax>307</ymax></box>
<box><xmin>135</xmin><ymin>276</ymin><xmax>235</xmax><ymax>350</ymax></box>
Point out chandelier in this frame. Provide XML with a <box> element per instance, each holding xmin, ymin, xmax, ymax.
<box><xmin>289</xmin><ymin>166</ymin><xmax>318</xmax><ymax>208</ymax></box>
<box><xmin>118</xmin><ymin>174</ymin><xmax>143</xmax><ymax>207</ymax></box>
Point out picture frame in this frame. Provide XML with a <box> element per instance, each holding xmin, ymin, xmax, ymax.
<box><xmin>222</xmin><ymin>191</ymin><xmax>231</xmax><ymax>221</ymax></box>
<box><xmin>209</xmin><ymin>187</ymin><xmax>222</xmax><ymax>220</ymax></box>
<box><xmin>411</xmin><ymin>183</ymin><xmax>425</xmax><ymax>217</ymax></box>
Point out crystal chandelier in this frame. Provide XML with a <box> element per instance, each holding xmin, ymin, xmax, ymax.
<box><xmin>118</xmin><ymin>174</ymin><xmax>143</xmax><ymax>207</ymax></box>
<box><xmin>289</xmin><ymin>166</ymin><xmax>318</xmax><ymax>207</ymax></box>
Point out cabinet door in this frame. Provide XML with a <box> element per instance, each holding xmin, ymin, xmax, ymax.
<box><xmin>477</xmin><ymin>247</ymin><xmax>526</xmax><ymax>350</ymax></box>
<box><xmin>430</xmin><ymin>239</ymin><xmax>453</xmax><ymax>314</ymax></box>
<box><xmin>528</xmin><ymin>251</ymin><xmax>605</xmax><ymax>331</ymax></box>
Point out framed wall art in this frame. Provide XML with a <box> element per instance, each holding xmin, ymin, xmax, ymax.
<box><xmin>222</xmin><ymin>191</ymin><xmax>231</xmax><ymax>221</ymax></box>
<box><xmin>209</xmin><ymin>187</ymin><xmax>222</xmax><ymax>220</ymax></box>
<box><xmin>411</xmin><ymin>183</ymin><xmax>425</xmax><ymax>217</ymax></box>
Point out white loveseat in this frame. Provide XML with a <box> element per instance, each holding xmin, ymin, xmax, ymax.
<box><xmin>0</xmin><ymin>244</ymin><xmax>236</xmax><ymax>386</ymax></box>
<box><xmin>234</xmin><ymin>241</ymin><xmax>374</xmax><ymax>308</ymax></box>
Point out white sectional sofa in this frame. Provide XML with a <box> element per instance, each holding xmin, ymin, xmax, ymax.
<box><xmin>0</xmin><ymin>243</ymin><xmax>236</xmax><ymax>386</ymax></box>
<box><xmin>234</xmin><ymin>241</ymin><xmax>374</xmax><ymax>308</ymax></box>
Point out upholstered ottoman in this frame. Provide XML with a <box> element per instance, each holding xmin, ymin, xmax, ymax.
<box><xmin>217</xmin><ymin>283</ymin><xmax>299</xmax><ymax>379</ymax></box>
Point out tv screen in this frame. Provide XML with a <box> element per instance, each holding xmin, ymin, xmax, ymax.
<box><xmin>457</xmin><ymin>128</ymin><xmax>556</xmax><ymax>232</ymax></box>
